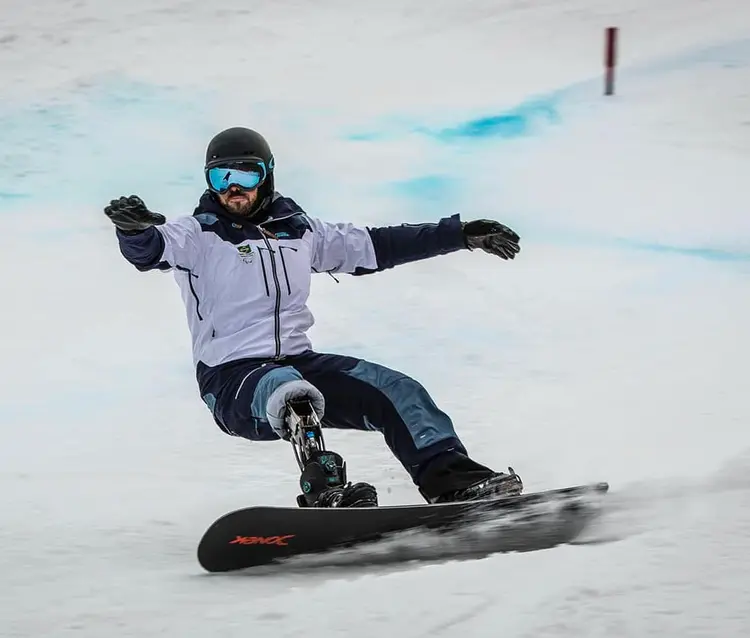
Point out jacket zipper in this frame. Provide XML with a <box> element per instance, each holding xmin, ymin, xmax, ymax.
<box><xmin>277</xmin><ymin>246</ymin><xmax>297</xmax><ymax>295</ymax></box>
<box><xmin>257</xmin><ymin>249</ymin><xmax>271</xmax><ymax>296</ymax></box>
<box><xmin>175</xmin><ymin>266</ymin><xmax>203</xmax><ymax>321</ymax></box>
<box><xmin>260</xmin><ymin>236</ymin><xmax>283</xmax><ymax>358</ymax></box>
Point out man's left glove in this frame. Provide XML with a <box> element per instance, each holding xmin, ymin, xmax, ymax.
<box><xmin>104</xmin><ymin>195</ymin><xmax>166</xmax><ymax>234</ymax></box>
<box><xmin>462</xmin><ymin>219</ymin><xmax>520</xmax><ymax>260</ymax></box>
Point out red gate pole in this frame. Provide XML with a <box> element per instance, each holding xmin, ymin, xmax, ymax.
<box><xmin>605</xmin><ymin>27</ymin><xmax>618</xmax><ymax>95</ymax></box>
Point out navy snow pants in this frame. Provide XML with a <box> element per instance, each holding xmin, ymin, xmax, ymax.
<box><xmin>197</xmin><ymin>350</ymin><xmax>467</xmax><ymax>482</ymax></box>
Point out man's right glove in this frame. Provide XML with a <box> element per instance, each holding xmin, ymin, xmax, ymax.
<box><xmin>104</xmin><ymin>195</ymin><xmax>166</xmax><ymax>234</ymax></box>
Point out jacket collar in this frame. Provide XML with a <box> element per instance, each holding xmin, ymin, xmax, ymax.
<box><xmin>193</xmin><ymin>190</ymin><xmax>301</xmax><ymax>227</ymax></box>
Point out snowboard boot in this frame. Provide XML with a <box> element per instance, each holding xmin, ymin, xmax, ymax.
<box><xmin>430</xmin><ymin>469</ymin><xmax>523</xmax><ymax>503</ymax></box>
<box><xmin>296</xmin><ymin>450</ymin><xmax>378</xmax><ymax>508</ymax></box>
<box><xmin>416</xmin><ymin>449</ymin><xmax>524</xmax><ymax>504</ymax></box>
<box><xmin>314</xmin><ymin>481</ymin><xmax>379</xmax><ymax>508</ymax></box>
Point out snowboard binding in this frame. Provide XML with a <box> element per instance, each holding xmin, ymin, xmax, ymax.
<box><xmin>285</xmin><ymin>399</ymin><xmax>377</xmax><ymax>508</ymax></box>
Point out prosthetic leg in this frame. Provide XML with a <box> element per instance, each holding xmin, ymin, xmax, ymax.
<box><xmin>285</xmin><ymin>399</ymin><xmax>378</xmax><ymax>508</ymax></box>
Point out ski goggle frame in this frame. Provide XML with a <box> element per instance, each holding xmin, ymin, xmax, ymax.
<box><xmin>204</xmin><ymin>156</ymin><xmax>274</xmax><ymax>194</ymax></box>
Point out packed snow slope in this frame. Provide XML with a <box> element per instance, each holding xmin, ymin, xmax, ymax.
<box><xmin>2</xmin><ymin>0</ymin><xmax>750</xmax><ymax>636</ymax></box>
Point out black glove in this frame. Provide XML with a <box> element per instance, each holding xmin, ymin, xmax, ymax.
<box><xmin>462</xmin><ymin>219</ymin><xmax>520</xmax><ymax>260</ymax></box>
<box><xmin>104</xmin><ymin>195</ymin><xmax>166</xmax><ymax>234</ymax></box>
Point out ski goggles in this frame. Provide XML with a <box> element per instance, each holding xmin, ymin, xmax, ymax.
<box><xmin>204</xmin><ymin>157</ymin><xmax>273</xmax><ymax>193</ymax></box>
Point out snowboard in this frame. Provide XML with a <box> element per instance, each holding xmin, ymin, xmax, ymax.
<box><xmin>197</xmin><ymin>481</ymin><xmax>609</xmax><ymax>572</ymax></box>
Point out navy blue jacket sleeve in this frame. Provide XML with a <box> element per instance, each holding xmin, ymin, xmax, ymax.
<box><xmin>116</xmin><ymin>227</ymin><xmax>168</xmax><ymax>272</ymax></box>
<box><xmin>353</xmin><ymin>213</ymin><xmax>467</xmax><ymax>275</ymax></box>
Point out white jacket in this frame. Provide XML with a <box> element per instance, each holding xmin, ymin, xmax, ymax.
<box><xmin>116</xmin><ymin>191</ymin><xmax>466</xmax><ymax>369</ymax></box>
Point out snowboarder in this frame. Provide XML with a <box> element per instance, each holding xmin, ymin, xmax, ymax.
<box><xmin>104</xmin><ymin>126</ymin><xmax>523</xmax><ymax>508</ymax></box>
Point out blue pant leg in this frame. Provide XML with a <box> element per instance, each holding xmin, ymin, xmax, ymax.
<box><xmin>290</xmin><ymin>352</ymin><xmax>467</xmax><ymax>480</ymax></box>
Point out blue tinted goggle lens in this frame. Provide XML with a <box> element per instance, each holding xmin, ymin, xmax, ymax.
<box><xmin>206</xmin><ymin>164</ymin><xmax>266</xmax><ymax>193</ymax></box>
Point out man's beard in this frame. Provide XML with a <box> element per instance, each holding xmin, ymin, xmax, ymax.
<box><xmin>224</xmin><ymin>195</ymin><xmax>255</xmax><ymax>216</ymax></box>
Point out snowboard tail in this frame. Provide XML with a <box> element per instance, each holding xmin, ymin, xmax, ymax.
<box><xmin>197</xmin><ymin>481</ymin><xmax>609</xmax><ymax>573</ymax></box>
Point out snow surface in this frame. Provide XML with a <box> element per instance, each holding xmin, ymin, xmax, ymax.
<box><xmin>2</xmin><ymin>0</ymin><xmax>750</xmax><ymax>635</ymax></box>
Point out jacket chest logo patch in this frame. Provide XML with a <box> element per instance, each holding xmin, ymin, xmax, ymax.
<box><xmin>237</xmin><ymin>244</ymin><xmax>255</xmax><ymax>263</ymax></box>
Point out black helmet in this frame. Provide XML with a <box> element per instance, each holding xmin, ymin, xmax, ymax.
<box><xmin>204</xmin><ymin>127</ymin><xmax>275</xmax><ymax>214</ymax></box>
